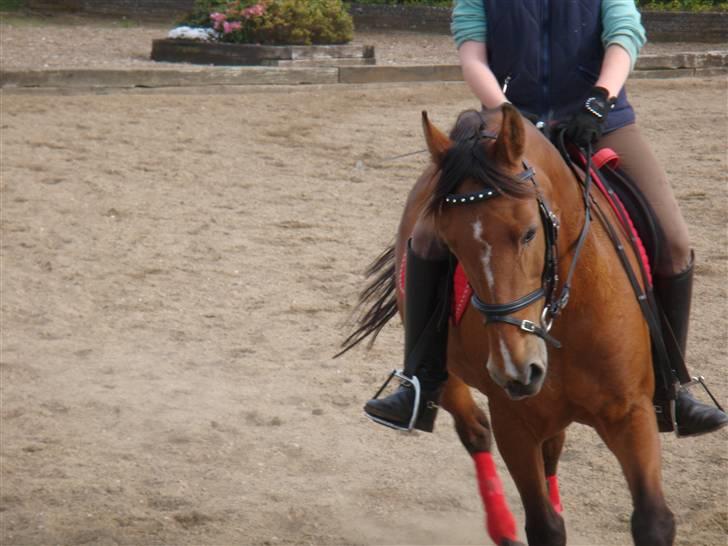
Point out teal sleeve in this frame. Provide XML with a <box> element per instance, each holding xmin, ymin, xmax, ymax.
<box><xmin>451</xmin><ymin>0</ymin><xmax>486</xmax><ymax>49</ymax></box>
<box><xmin>601</xmin><ymin>0</ymin><xmax>647</xmax><ymax>70</ymax></box>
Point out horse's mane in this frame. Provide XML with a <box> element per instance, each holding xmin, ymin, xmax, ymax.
<box><xmin>426</xmin><ymin>109</ymin><xmax>535</xmax><ymax>216</ymax></box>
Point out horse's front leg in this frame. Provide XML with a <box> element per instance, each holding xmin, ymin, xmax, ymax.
<box><xmin>490</xmin><ymin>407</ymin><xmax>566</xmax><ymax>546</ymax></box>
<box><xmin>440</xmin><ymin>375</ymin><xmax>524</xmax><ymax>546</ymax></box>
<box><xmin>595</xmin><ymin>396</ymin><xmax>675</xmax><ymax>546</ymax></box>
<box><xmin>542</xmin><ymin>431</ymin><xmax>565</xmax><ymax>514</ymax></box>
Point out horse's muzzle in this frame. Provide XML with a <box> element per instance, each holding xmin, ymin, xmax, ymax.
<box><xmin>501</xmin><ymin>362</ymin><xmax>546</xmax><ymax>400</ymax></box>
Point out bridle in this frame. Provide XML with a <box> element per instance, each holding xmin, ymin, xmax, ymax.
<box><xmin>443</xmin><ymin>132</ymin><xmax>595</xmax><ymax>349</ymax></box>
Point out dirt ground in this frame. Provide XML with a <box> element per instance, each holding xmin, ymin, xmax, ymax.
<box><xmin>0</xmin><ymin>12</ymin><xmax>724</xmax><ymax>70</ymax></box>
<box><xmin>1</xmin><ymin>72</ymin><xmax>727</xmax><ymax>546</ymax></box>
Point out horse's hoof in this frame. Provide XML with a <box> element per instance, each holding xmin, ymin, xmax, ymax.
<box><xmin>499</xmin><ymin>540</ymin><xmax>526</xmax><ymax>546</ymax></box>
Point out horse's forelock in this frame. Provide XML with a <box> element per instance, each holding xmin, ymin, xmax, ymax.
<box><xmin>449</xmin><ymin>109</ymin><xmax>486</xmax><ymax>141</ymax></box>
<box><xmin>425</xmin><ymin>110</ymin><xmax>534</xmax><ymax>216</ymax></box>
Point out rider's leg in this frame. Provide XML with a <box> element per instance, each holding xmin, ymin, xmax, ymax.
<box><xmin>596</xmin><ymin>123</ymin><xmax>689</xmax><ymax>276</ymax></box>
<box><xmin>597</xmin><ymin>124</ymin><xmax>728</xmax><ymax>436</ymax></box>
<box><xmin>363</xmin><ymin>218</ymin><xmax>451</xmax><ymax>432</ymax></box>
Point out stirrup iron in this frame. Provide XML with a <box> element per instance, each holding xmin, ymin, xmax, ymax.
<box><xmin>682</xmin><ymin>375</ymin><xmax>725</xmax><ymax>412</ymax></box>
<box><xmin>365</xmin><ymin>369</ymin><xmax>421</xmax><ymax>432</ymax></box>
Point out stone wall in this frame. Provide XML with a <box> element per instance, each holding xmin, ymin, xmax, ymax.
<box><xmin>25</xmin><ymin>1</ymin><xmax>728</xmax><ymax>43</ymax></box>
<box><xmin>348</xmin><ymin>3</ymin><xmax>451</xmax><ymax>34</ymax></box>
<box><xmin>641</xmin><ymin>11</ymin><xmax>727</xmax><ymax>42</ymax></box>
<box><xmin>347</xmin><ymin>4</ymin><xmax>728</xmax><ymax>43</ymax></box>
<box><xmin>27</xmin><ymin>0</ymin><xmax>194</xmax><ymax>19</ymax></box>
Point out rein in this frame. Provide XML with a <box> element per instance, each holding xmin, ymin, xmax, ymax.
<box><xmin>443</xmin><ymin>133</ymin><xmax>596</xmax><ymax>349</ymax></box>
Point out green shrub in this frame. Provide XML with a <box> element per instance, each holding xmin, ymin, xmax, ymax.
<box><xmin>347</xmin><ymin>0</ymin><xmax>451</xmax><ymax>6</ymax></box>
<box><xmin>179</xmin><ymin>0</ymin><xmax>354</xmax><ymax>45</ymax></box>
<box><xmin>178</xmin><ymin>0</ymin><xmax>227</xmax><ymax>26</ymax></box>
<box><xmin>0</xmin><ymin>0</ymin><xmax>25</xmax><ymax>10</ymax></box>
<box><xmin>637</xmin><ymin>0</ymin><xmax>728</xmax><ymax>10</ymax></box>
<box><xmin>346</xmin><ymin>0</ymin><xmax>727</xmax><ymax>9</ymax></box>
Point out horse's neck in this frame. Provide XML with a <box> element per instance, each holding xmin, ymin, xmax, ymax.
<box><xmin>549</xmin><ymin>154</ymin><xmax>639</xmax><ymax>312</ymax></box>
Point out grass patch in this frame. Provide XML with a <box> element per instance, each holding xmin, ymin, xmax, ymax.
<box><xmin>118</xmin><ymin>16</ymin><xmax>138</xmax><ymax>28</ymax></box>
<box><xmin>0</xmin><ymin>0</ymin><xmax>25</xmax><ymax>11</ymax></box>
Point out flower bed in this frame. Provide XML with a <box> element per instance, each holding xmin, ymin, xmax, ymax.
<box><xmin>151</xmin><ymin>0</ymin><xmax>373</xmax><ymax>66</ymax></box>
<box><xmin>178</xmin><ymin>0</ymin><xmax>353</xmax><ymax>45</ymax></box>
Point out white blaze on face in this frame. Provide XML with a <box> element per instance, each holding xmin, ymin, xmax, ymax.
<box><xmin>498</xmin><ymin>337</ymin><xmax>520</xmax><ymax>380</ymax></box>
<box><xmin>472</xmin><ymin>220</ymin><xmax>495</xmax><ymax>291</ymax></box>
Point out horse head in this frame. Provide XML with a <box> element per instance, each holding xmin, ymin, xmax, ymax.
<box><xmin>422</xmin><ymin>104</ymin><xmax>560</xmax><ymax>400</ymax></box>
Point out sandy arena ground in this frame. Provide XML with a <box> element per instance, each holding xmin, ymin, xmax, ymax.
<box><xmin>1</xmin><ymin>76</ymin><xmax>726</xmax><ymax>546</ymax></box>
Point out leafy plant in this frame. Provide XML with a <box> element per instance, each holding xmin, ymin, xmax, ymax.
<box><xmin>0</xmin><ymin>0</ymin><xmax>25</xmax><ymax>11</ymax></box>
<box><xmin>178</xmin><ymin>0</ymin><xmax>229</xmax><ymax>26</ymax></box>
<box><xmin>346</xmin><ymin>0</ymin><xmax>727</xmax><ymax>9</ymax></box>
<box><xmin>346</xmin><ymin>0</ymin><xmax>451</xmax><ymax>6</ymax></box>
<box><xmin>179</xmin><ymin>0</ymin><xmax>354</xmax><ymax>44</ymax></box>
<box><xmin>638</xmin><ymin>0</ymin><xmax>727</xmax><ymax>9</ymax></box>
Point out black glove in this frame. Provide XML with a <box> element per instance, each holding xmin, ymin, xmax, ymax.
<box><xmin>565</xmin><ymin>86</ymin><xmax>616</xmax><ymax>148</ymax></box>
<box><xmin>519</xmin><ymin>108</ymin><xmax>540</xmax><ymax>125</ymax></box>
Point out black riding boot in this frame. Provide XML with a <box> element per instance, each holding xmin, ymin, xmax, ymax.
<box><xmin>654</xmin><ymin>253</ymin><xmax>728</xmax><ymax>437</ymax></box>
<box><xmin>363</xmin><ymin>243</ymin><xmax>450</xmax><ymax>432</ymax></box>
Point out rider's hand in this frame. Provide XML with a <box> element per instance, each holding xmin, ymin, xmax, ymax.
<box><xmin>565</xmin><ymin>86</ymin><xmax>616</xmax><ymax>148</ymax></box>
<box><xmin>519</xmin><ymin>108</ymin><xmax>540</xmax><ymax>126</ymax></box>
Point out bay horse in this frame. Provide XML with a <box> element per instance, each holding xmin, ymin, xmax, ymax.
<box><xmin>341</xmin><ymin>104</ymin><xmax>675</xmax><ymax>546</ymax></box>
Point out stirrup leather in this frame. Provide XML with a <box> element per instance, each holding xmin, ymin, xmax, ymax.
<box><xmin>364</xmin><ymin>369</ymin><xmax>422</xmax><ymax>432</ymax></box>
<box><xmin>654</xmin><ymin>395</ymin><xmax>678</xmax><ymax>434</ymax></box>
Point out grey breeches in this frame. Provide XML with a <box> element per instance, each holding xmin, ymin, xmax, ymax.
<box><xmin>596</xmin><ymin>123</ymin><xmax>691</xmax><ymax>275</ymax></box>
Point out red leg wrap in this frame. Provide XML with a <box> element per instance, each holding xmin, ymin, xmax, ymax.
<box><xmin>473</xmin><ymin>452</ymin><xmax>518</xmax><ymax>544</ymax></box>
<box><xmin>546</xmin><ymin>475</ymin><xmax>563</xmax><ymax>514</ymax></box>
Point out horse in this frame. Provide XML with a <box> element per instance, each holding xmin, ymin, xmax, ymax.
<box><xmin>340</xmin><ymin>103</ymin><xmax>675</xmax><ymax>546</ymax></box>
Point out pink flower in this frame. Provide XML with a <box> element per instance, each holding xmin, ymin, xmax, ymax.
<box><xmin>210</xmin><ymin>11</ymin><xmax>227</xmax><ymax>30</ymax></box>
<box><xmin>242</xmin><ymin>3</ymin><xmax>266</xmax><ymax>18</ymax></box>
<box><xmin>223</xmin><ymin>20</ymin><xmax>242</xmax><ymax>34</ymax></box>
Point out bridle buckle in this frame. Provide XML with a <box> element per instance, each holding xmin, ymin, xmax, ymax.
<box><xmin>520</xmin><ymin>320</ymin><xmax>537</xmax><ymax>333</ymax></box>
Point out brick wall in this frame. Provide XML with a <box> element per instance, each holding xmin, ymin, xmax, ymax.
<box><xmin>641</xmin><ymin>11</ymin><xmax>727</xmax><ymax>42</ymax></box>
<box><xmin>28</xmin><ymin>0</ymin><xmax>194</xmax><ymax>19</ymax></box>
<box><xmin>348</xmin><ymin>3</ymin><xmax>451</xmax><ymax>34</ymax></box>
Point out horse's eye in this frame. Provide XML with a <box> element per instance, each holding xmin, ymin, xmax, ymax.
<box><xmin>522</xmin><ymin>226</ymin><xmax>537</xmax><ymax>245</ymax></box>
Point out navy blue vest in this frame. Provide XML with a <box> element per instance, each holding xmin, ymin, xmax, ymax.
<box><xmin>484</xmin><ymin>0</ymin><xmax>634</xmax><ymax>133</ymax></box>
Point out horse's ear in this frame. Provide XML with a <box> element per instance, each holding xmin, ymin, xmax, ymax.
<box><xmin>493</xmin><ymin>103</ymin><xmax>526</xmax><ymax>167</ymax></box>
<box><xmin>422</xmin><ymin>111</ymin><xmax>451</xmax><ymax>165</ymax></box>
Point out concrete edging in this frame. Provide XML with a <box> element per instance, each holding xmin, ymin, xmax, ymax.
<box><xmin>0</xmin><ymin>67</ymin><xmax>340</xmax><ymax>88</ymax></box>
<box><xmin>1</xmin><ymin>51</ymin><xmax>726</xmax><ymax>89</ymax></box>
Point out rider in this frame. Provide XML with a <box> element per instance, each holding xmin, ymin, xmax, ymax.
<box><xmin>364</xmin><ymin>0</ymin><xmax>728</xmax><ymax>437</ymax></box>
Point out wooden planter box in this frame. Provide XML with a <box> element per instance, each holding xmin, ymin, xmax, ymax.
<box><xmin>151</xmin><ymin>39</ymin><xmax>376</xmax><ymax>67</ymax></box>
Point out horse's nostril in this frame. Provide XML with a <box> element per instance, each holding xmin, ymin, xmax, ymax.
<box><xmin>504</xmin><ymin>364</ymin><xmax>546</xmax><ymax>400</ymax></box>
<box><xmin>529</xmin><ymin>363</ymin><xmax>545</xmax><ymax>385</ymax></box>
